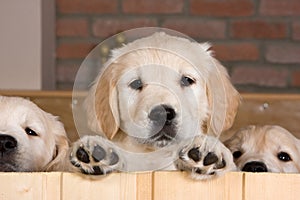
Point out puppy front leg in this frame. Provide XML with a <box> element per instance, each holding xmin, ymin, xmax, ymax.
<box><xmin>174</xmin><ymin>135</ymin><xmax>237</xmax><ymax>180</ymax></box>
<box><xmin>69</xmin><ymin>135</ymin><xmax>124</xmax><ymax>175</ymax></box>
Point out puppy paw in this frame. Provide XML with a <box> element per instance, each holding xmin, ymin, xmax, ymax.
<box><xmin>70</xmin><ymin>135</ymin><xmax>123</xmax><ymax>175</ymax></box>
<box><xmin>175</xmin><ymin>135</ymin><xmax>236</xmax><ymax>180</ymax></box>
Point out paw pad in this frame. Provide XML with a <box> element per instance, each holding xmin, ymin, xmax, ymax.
<box><xmin>92</xmin><ymin>145</ymin><xmax>106</xmax><ymax>162</ymax></box>
<box><xmin>188</xmin><ymin>148</ymin><xmax>202</xmax><ymax>162</ymax></box>
<box><xmin>76</xmin><ymin>147</ymin><xmax>90</xmax><ymax>163</ymax></box>
<box><xmin>203</xmin><ymin>152</ymin><xmax>218</xmax><ymax>166</ymax></box>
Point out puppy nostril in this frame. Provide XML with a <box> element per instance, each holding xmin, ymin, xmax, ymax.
<box><xmin>5</xmin><ymin>141</ymin><xmax>15</xmax><ymax>149</ymax></box>
<box><xmin>149</xmin><ymin>105</ymin><xmax>176</xmax><ymax>125</ymax></box>
<box><xmin>165</xmin><ymin>107</ymin><xmax>176</xmax><ymax>121</ymax></box>
<box><xmin>242</xmin><ymin>161</ymin><xmax>268</xmax><ymax>172</ymax></box>
<box><xmin>188</xmin><ymin>148</ymin><xmax>202</xmax><ymax>162</ymax></box>
<box><xmin>0</xmin><ymin>135</ymin><xmax>17</xmax><ymax>153</ymax></box>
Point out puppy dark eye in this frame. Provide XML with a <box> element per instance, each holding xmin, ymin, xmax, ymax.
<box><xmin>233</xmin><ymin>151</ymin><xmax>242</xmax><ymax>159</ymax></box>
<box><xmin>277</xmin><ymin>152</ymin><xmax>292</xmax><ymax>162</ymax></box>
<box><xmin>181</xmin><ymin>76</ymin><xmax>195</xmax><ymax>87</ymax></box>
<box><xmin>129</xmin><ymin>79</ymin><xmax>143</xmax><ymax>90</ymax></box>
<box><xmin>25</xmin><ymin>127</ymin><xmax>38</xmax><ymax>136</ymax></box>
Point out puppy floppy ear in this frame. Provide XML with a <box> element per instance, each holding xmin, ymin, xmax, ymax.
<box><xmin>44</xmin><ymin>115</ymin><xmax>69</xmax><ymax>172</ymax></box>
<box><xmin>85</xmin><ymin>64</ymin><xmax>120</xmax><ymax>140</ymax></box>
<box><xmin>206</xmin><ymin>58</ymin><xmax>240</xmax><ymax>136</ymax></box>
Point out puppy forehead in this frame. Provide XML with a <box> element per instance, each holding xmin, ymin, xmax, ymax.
<box><xmin>0</xmin><ymin>97</ymin><xmax>46</xmax><ymax>129</ymax></box>
<box><xmin>116</xmin><ymin>49</ymin><xmax>203</xmax><ymax>82</ymax></box>
<box><xmin>238</xmin><ymin>126</ymin><xmax>298</xmax><ymax>151</ymax></box>
<box><xmin>264</xmin><ymin>127</ymin><xmax>298</xmax><ymax>147</ymax></box>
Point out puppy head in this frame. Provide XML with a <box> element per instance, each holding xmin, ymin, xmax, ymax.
<box><xmin>224</xmin><ymin>125</ymin><xmax>300</xmax><ymax>173</ymax></box>
<box><xmin>85</xmin><ymin>32</ymin><xmax>239</xmax><ymax>148</ymax></box>
<box><xmin>0</xmin><ymin>96</ymin><xmax>69</xmax><ymax>172</ymax></box>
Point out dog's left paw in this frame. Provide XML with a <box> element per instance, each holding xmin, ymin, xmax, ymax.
<box><xmin>175</xmin><ymin>135</ymin><xmax>236</xmax><ymax>180</ymax></box>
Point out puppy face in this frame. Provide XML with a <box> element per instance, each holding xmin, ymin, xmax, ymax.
<box><xmin>0</xmin><ymin>96</ymin><xmax>69</xmax><ymax>172</ymax></box>
<box><xmin>86</xmin><ymin>32</ymin><xmax>240</xmax><ymax>150</ymax></box>
<box><xmin>115</xmin><ymin>50</ymin><xmax>209</xmax><ymax>148</ymax></box>
<box><xmin>225</xmin><ymin>125</ymin><xmax>300</xmax><ymax>173</ymax></box>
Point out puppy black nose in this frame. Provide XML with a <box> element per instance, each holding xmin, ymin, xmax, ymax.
<box><xmin>149</xmin><ymin>105</ymin><xmax>176</xmax><ymax>125</ymax></box>
<box><xmin>242</xmin><ymin>161</ymin><xmax>268</xmax><ymax>172</ymax></box>
<box><xmin>0</xmin><ymin>135</ymin><xmax>17</xmax><ymax>154</ymax></box>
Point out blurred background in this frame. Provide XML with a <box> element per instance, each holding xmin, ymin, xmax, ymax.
<box><xmin>1</xmin><ymin>0</ymin><xmax>300</xmax><ymax>93</ymax></box>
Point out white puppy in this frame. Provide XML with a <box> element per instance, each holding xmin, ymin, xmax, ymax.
<box><xmin>225</xmin><ymin>125</ymin><xmax>300</xmax><ymax>173</ymax></box>
<box><xmin>70</xmin><ymin>32</ymin><xmax>240</xmax><ymax>179</ymax></box>
<box><xmin>0</xmin><ymin>96</ymin><xmax>69</xmax><ymax>172</ymax></box>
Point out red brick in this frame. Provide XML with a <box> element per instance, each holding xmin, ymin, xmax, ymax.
<box><xmin>122</xmin><ymin>0</ymin><xmax>184</xmax><ymax>14</ymax></box>
<box><xmin>230</xmin><ymin>20</ymin><xmax>287</xmax><ymax>39</ymax></box>
<box><xmin>212</xmin><ymin>43</ymin><xmax>259</xmax><ymax>62</ymax></box>
<box><xmin>292</xmin><ymin>71</ymin><xmax>300</xmax><ymax>86</ymax></box>
<box><xmin>260</xmin><ymin>0</ymin><xmax>300</xmax><ymax>16</ymax></box>
<box><xmin>57</xmin><ymin>0</ymin><xmax>117</xmax><ymax>14</ymax></box>
<box><xmin>292</xmin><ymin>22</ymin><xmax>300</xmax><ymax>40</ymax></box>
<box><xmin>231</xmin><ymin>66</ymin><xmax>288</xmax><ymax>87</ymax></box>
<box><xmin>56</xmin><ymin>18</ymin><xmax>89</xmax><ymax>37</ymax></box>
<box><xmin>56</xmin><ymin>64</ymin><xmax>79</xmax><ymax>82</ymax></box>
<box><xmin>92</xmin><ymin>18</ymin><xmax>157</xmax><ymax>37</ymax></box>
<box><xmin>190</xmin><ymin>0</ymin><xmax>254</xmax><ymax>17</ymax></box>
<box><xmin>266</xmin><ymin>44</ymin><xmax>300</xmax><ymax>64</ymax></box>
<box><xmin>162</xmin><ymin>19</ymin><xmax>226</xmax><ymax>39</ymax></box>
<box><xmin>57</xmin><ymin>43</ymin><xmax>95</xmax><ymax>59</ymax></box>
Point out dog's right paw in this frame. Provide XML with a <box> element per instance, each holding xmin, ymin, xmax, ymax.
<box><xmin>175</xmin><ymin>134</ymin><xmax>236</xmax><ymax>180</ymax></box>
<box><xmin>70</xmin><ymin>135</ymin><xmax>123</xmax><ymax>175</ymax></box>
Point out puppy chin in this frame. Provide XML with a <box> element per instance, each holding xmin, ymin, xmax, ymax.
<box><xmin>151</xmin><ymin>137</ymin><xmax>175</xmax><ymax>148</ymax></box>
<box><xmin>133</xmin><ymin>134</ymin><xmax>176</xmax><ymax>148</ymax></box>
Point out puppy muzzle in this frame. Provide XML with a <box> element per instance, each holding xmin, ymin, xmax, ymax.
<box><xmin>149</xmin><ymin>104</ymin><xmax>177</xmax><ymax>141</ymax></box>
<box><xmin>0</xmin><ymin>134</ymin><xmax>18</xmax><ymax>156</ymax></box>
<box><xmin>242</xmin><ymin>161</ymin><xmax>268</xmax><ymax>172</ymax></box>
<box><xmin>0</xmin><ymin>134</ymin><xmax>18</xmax><ymax>172</ymax></box>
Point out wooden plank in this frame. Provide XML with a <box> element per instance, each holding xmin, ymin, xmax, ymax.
<box><xmin>0</xmin><ymin>90</ymin><xmax>72</xmax><ymax>98</ymax></box>
<box><xmin>241</xmin><ymin>93</ymin><xmax>300</xmax><ymax>100</ymax></box>
<box><xmin>136</xmin><ymin>172</ymin><xmax>153</xmax><ymax>200</ymax></box>
<box><xmin>61</xmin><ymin>172</ymin><xmax>137</xmax><ymax>200</ymax></box>
<box><xmin>152</xmin><ymin>171</ymin><xmax>243</xmax><ymax>200</ymax></box>
<box><xmin>225</xmin><ymin>97</ymin><xmax>300</xmax><ymax>140</ymax></box>
<box><xmin>244</xmin><ymin>172</ymin><xmax>300</xmax><ymax>200</ymax></box>
<box><xmin>2</xmin><ymin>172</ymin><xmax>300</xmax><ymax>199</ymax></box>
<box><xmin>0</xmin><ymin>172</ymin><xmax>61</xmax><ymax>200</ymax></box>
<box><xmin>42</xmin><ymin>173</ymin><xmax>62</xmax><ymax>200</ymax></box>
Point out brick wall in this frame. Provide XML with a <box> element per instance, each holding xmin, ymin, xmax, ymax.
<box><xmin>56</xmin><ymin>0</ymin><xmax>300</xmax><ymax>93</ymax></box>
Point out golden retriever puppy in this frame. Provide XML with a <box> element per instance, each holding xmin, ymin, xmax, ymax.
<box><xmin>0</xmin><ymin>96</ymin><xmax>69</xmax><ymax>172</ymax></box>
<box><xmin>70</xmin><ymin>32</ymin><xmax>239</xmax><ymax>179</ymax></box>
<box><xmin>225</xmin><ymin>125</ymin><xmax>300</xmax><ymax>173</ymax></box>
